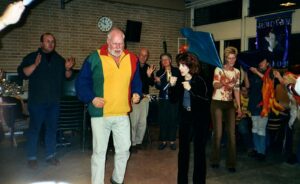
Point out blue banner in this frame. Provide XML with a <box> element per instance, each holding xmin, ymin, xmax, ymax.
<box><xmin>256</xmin><ymin>11</ymin><xmax>293</xmax><ymax>69</ymax></box>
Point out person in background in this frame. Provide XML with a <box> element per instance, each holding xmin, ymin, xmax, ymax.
<box><xmin>236</xmin><ymin>84</ymin><xmax>254</xmax><ymax>156</ymax></box>
<box><xmin>244</xmin><ymin>57</ymin><xmax>271</xmax><ymax>161</ymax></box>
<box><xmin>210</xmin><ymin>46</ymin><xmax>242</xmax><ymax>173</ymax></box>
<box><xmin>154</xmin><ymin>53</ymin><xmax>180</xmax><ymax>150</ymax></box>
<box><xmin>169</xmin><ymin>52</ymin><xmax>210</xmax><ymax>184</ymax></box>
<box><xmin>17</xmin><ymin>32</ymin><xmax>75</xmax><ymax>169</ymax></box>
<box><xmin>75</xmin><ymin>27</ymin><xmax>142</xmax><ymax>184</ymax></box>
<box><xmin>273</xmin><ymin>68</ymin><xmax>300</xmax><ymax>164</ymax></box>
<box><xmin>129</xmin><ymin>48</ymin><xmax>155</xmax><ymax>153</ymax></box>
<box><xmin>0</xmin><ymin>1</ymin><xmax>25</xmax><ymax>31</ymax></box>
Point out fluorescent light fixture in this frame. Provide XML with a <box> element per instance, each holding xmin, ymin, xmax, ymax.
<box><xmin>280</xmin><ymin>2</ymin><xmax>296</xmax><ymax>7</ymax></box>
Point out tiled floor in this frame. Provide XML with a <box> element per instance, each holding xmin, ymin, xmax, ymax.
<box><xmin>0</xmin><ymin>126</ymin><xmax>299</xmax><ymax>184</ymax></box>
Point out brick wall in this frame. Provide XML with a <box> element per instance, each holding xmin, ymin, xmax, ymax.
<box><xmin>0</xmin><ymin>0</ymin><xmax>186</xmax><ymax>94</ymax></box>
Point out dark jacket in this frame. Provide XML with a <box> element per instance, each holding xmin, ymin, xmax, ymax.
<box><xmin>17</xmin><ymin>48</ymin><xmax>66</xmax><ymax>105</ymax></box>
<box><xmin>169</xmin><ymin>74</ymin><xmax>210</xmax><ymax>119</ymax></box>
<box><xmin>155</xmin><ymin>66</ymin><xmax>180</xmax><ymax>101</ymax></box>
<box><xmin>139</xmin><ymin>63</ymin><xmax>154</xmax><ymax>94</ymax></box>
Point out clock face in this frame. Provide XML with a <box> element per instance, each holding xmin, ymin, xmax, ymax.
<box><xmin>98</xmin><ymin>16</ymin><xmax>113</xmax><ymax>32</ymax></box>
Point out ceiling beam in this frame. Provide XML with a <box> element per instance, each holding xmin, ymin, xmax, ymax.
<box><xmin>185</xmin><ymin>0</ymin><xmax>232</xmax><ymax>9</ymax></box>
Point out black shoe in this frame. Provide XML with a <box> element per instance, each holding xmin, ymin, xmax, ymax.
<box><xmin>46</xmin><ymin>157</ymin><xmax>60</xmax><ymax>166</ymax></box>
<box><xmin>136</xmin><ymin>144</ymin><xmax>144</xmax><ymax>150</ymax></box>
<box><xmin>256</xmin><ymin>153</ymin><xmax>266</xmax><ymax>161</ymax></box>
<box><xmin>158</xmin><ymin>143</ymin><xmax>167</xmax><ymax>150</ymax></box>
<box><xmin>130</xmin><ymin>146</ymin><xmax>138</xmax><ymax>154</ymax></box>
<box><xmin>110</xmin><ymin>177</ymin><xmax>124</xmax><ymax>184</ymax></box>
<box><xmin>286</xmin><ymin>154</ymin><xmax>298</xmax><ymax>165</ymax></box>
<box><xmin>170</xmin><ymin>143</ymin><xmax>176</xmax><ymax>150</ymax></box>
<box><xmin>228</xmin><ymin>168</ymin><xmax>236</xmax><ymax>173</ymax></box>
<box><xmin>210</xmin><ymin>164</ymin><xmax>220</xmax><ymax>169</ymax></box>
<box><xmin>27</xmin><ymin>160</ymin><xmax>38</xmax><ymax>169</ymax></box>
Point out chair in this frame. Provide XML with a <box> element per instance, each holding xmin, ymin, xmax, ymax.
<box><xmin>56</xmin><ymin>70</ymin><xmax>88</xmax><ymax>151</ymax></box>
<box><xmin>57</xmin><ymin>96</ymin><xmax>86</xmax><ymax>150</ymax></box>
<box><xmin>0</xmin><ymin>96</ymin><xmax>28</xmax><ymax>147</ymax></box>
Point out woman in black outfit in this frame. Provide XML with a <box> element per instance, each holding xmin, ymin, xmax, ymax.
<box><xmin>170</xmin><ymin>52</ymin><xmax>210</xmax><ymax>184</ymax></box>
<box><xmin>154</xmin><ymin>53</ymin><xmax>180</xmax><ymax>150</ymax></box>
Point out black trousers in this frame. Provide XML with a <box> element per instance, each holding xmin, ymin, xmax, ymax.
<box><xmin>158</xmin><ymin>100</ymin><xmax>179</xmax><ymax>141</ymax></box>
<box><xmin>177</xmin><ymin>109</ymin><xmax>209</xmax><ymax>184</ymax></box>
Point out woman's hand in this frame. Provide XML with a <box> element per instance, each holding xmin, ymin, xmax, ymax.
<box><xmin>236</xmin><ymin>107</ymin><xmax>242</xmax><ymax>119</ymax></box>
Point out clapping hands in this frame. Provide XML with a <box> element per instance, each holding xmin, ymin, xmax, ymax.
<box><xmin>65</xmin><ymin>57</ymin><xmax>75</xmax><ymax>70</ymax></box>
<box><xmin>147</xmin><ymin>64</ymin><xmax>156</xmax><ymax>77</ymax></box>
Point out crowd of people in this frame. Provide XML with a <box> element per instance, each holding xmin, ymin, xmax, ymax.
<box><xmin>13</xmin><ymin>28</ymin><xmax>300</xmax><ymax>184</ymax></box>
<box><xmin>76</xmin><ymin>31</ymin><xmax>299</xmax><ymax>184</ymax></box>
<box><xmin>2</xmin><ymin>3</ymin><xmax>300</xmax><ymax>183</ymax></box>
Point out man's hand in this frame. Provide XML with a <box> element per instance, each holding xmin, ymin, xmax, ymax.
<box><xmin>34</xmin><ymin>53</ymin><xmax>42</xmax><ymax>67</ymax></box>
<box><xmin>132</xmin><ymin>93</ymin><xmax>140</xmax><ymax>104</ymax></box>
<box><xmin>147</xmin><ymin>64</ymin><xmax>156</xmax><ymax>77</ymax></box>
<box><xmin>249</xmin><ymin>67</ymin><xmax>258</xmax><ymax>74</ymax></box>
<box><xmin>65</xmin><ymin>57</ymin><xmax>75</xmax><ymax>70</ymax></box>
<box><xmin>92</xmin><ymin>97</ymin><xmax>105</xmax><ymax>108</ymax></box>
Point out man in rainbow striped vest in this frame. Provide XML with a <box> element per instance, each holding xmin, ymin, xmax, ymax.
<box><xmin>76</xmin><ymin>27</ymin><xmax>142</xmax><ymax>184</ymax></box>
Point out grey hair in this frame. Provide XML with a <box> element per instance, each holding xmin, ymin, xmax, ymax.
<box><xmin>107</xmin><ymin>27</ymin><xmax>125</xmax><ymax>40</ymax></box>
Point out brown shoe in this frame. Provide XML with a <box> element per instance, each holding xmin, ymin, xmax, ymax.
<box><xmin>27</xmin><ymin>160</ymin><xmax>38</xmax><ymax>169</ymax></box>
<box><xmin>46</xmin><ymin>157</ymin><xmax>60</xmax><ymax>166</ymax></box>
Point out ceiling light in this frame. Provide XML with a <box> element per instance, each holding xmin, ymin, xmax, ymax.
<box><xmin>280</xmin><ymin>2</ymin><xmax>296</xmax><ymax>7</ymax></box>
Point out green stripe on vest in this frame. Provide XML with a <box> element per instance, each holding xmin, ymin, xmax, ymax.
<box><xmin>87</xmin><ymin>51</ymin><xmax>104</xmax><ymax>117</ymax></box>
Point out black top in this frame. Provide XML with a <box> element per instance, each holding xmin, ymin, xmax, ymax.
<box><xmin>169</xmin><ymin>74</ymin><xmax>210</xmax><ymax>117</ymax></box>
<box><xmin>17</xmin><ymin>48</ymin><xmax>66</xmax><ymax>105</ymax></box>
<box><xmin>139</xmin><ymin>63</ymin><xmax>154</xmax><ymax>94</ymax></box>
<box><xmin>155</xmin><ymin>66</ymin><xmax>180</xmax><ymax>100</ymax></box>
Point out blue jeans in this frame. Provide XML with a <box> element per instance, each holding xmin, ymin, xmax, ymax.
<box><xmin>27</xmin><ymin>103</ymin><xmax>59</xmax><ymax>160</ymax></box>
<box><xmin>238</xmin><ymin>117</ymin><xmax>253</xmax><ymax>150</ymax></box>
<box><xmin>251</xmin><ymin>116</ymin><xmax>268</xmax><ymax>154</ymax></box>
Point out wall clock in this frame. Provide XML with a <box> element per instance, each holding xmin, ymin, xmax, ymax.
<box><xmin>98</xmin><ymin>16</ymin><xmax>113</xmax><ymax>32</ymax></box>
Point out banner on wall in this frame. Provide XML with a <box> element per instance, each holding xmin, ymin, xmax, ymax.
<box><xmin>256</xmin><ymin>11</ymin><xmax>293</xmax><ymax>69</ymax></box>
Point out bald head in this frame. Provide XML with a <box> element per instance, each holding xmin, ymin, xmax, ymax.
<box><xmin>107</xmin><ymin>27</ymin><xmax>125</xmax><ymax>40</ymax></box>
<box><xmin>139</xmin><ymin>48</ymin><xmax>149</xmax><ymax>64</ymax></box>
